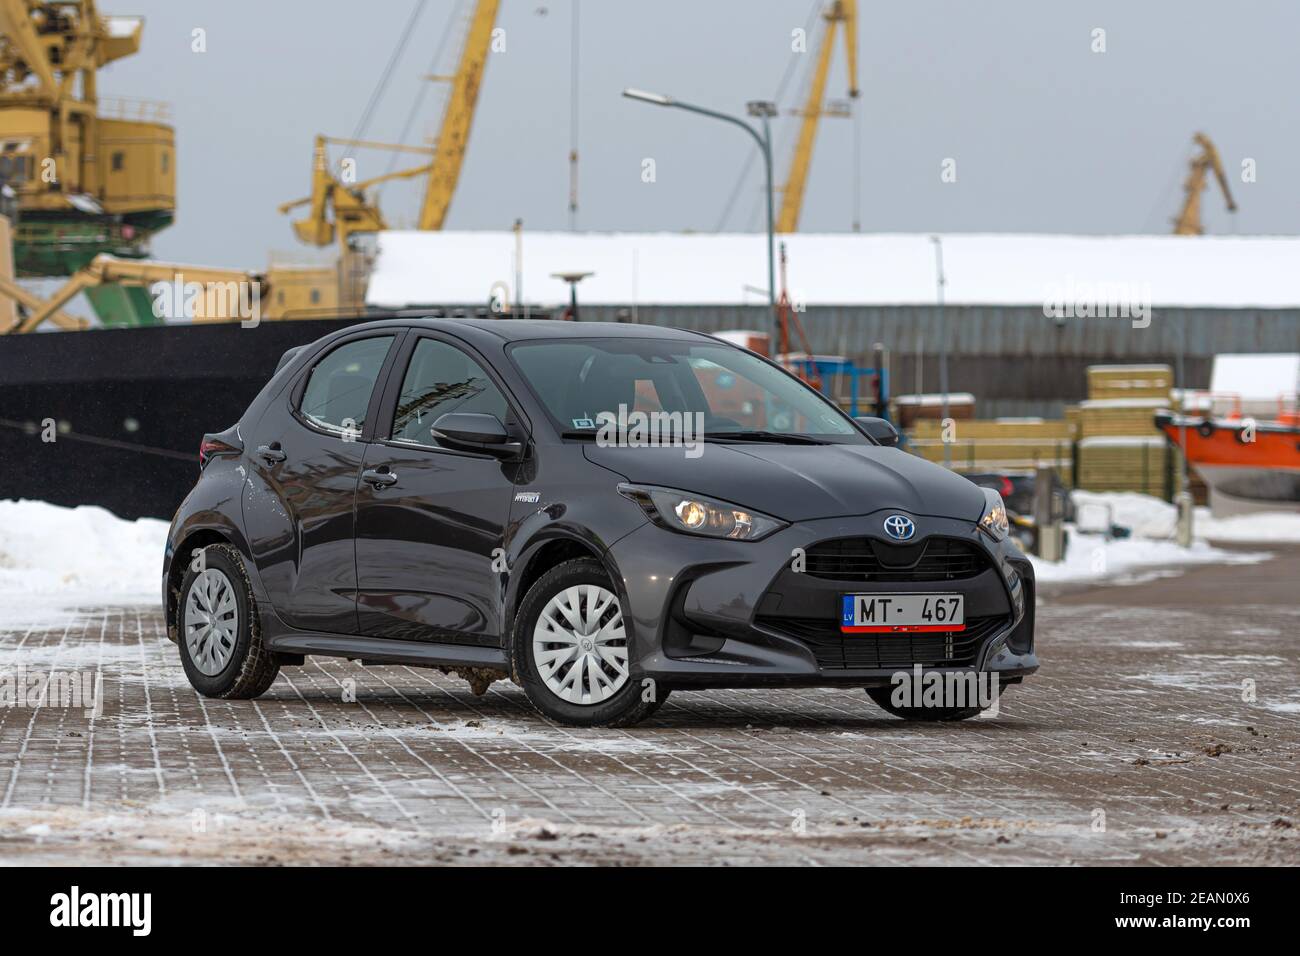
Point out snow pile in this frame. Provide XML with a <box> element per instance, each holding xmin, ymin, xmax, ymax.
<box><xmin>0</xmin><ymin>500</ymin><xmax>167</xmax><ymax>602</ymax></box>
<box><xmin>1196</xmin><ymin>509</ymin><xmax>1300</xmax><ymax>543</ymax></box>
<box><xmin>1030</xmin><ymin>534</ymin><xmax>1265</xmax><ymax>585</ymax></box>
<box><xmin>1073</xmin><ymin>491</ymin><xmax>1300</xmax><ymax>543</ymax></box>
<box><xmin>1031</xmin><ymin>491</ymin><xmax>1297</xmax><ymax>584</ymax></box>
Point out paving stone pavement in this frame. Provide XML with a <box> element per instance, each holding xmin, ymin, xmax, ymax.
<box><xmin>1</xmin><ymin>552</ymin><xmax>1297</xmax><ymax>865</ymax></box>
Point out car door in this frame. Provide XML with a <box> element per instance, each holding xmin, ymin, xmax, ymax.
<box><xmin>354</xmin><ymin>333</ymin><xmax>524</xmax><ymax>646</ymax></box>
<box><xmin>243</xmin><ymin>331</ymin><xmax>402</xmax><ymax>634</ymax></box>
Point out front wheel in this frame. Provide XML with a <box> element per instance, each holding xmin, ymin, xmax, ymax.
<box><xmin>512</xmin><ymin>558</ymin><xmax>668</xmax><ymax>727</ymax></box>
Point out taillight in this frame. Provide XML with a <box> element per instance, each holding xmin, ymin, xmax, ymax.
<box><xmin>199</xmin><ymin>429</ymin><xmax>242</xmax><ymax>469</ymax></box>
<box><xmin>999</xmin><ymin>476</ymin><xmax>1014</xmax><ymax>499</ymax></box>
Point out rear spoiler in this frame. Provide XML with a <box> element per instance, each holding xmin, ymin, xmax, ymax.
<box><xmin>275</xmin><ymin>345</ymin><xmax>306</xmax><ymax>374</ymax></box>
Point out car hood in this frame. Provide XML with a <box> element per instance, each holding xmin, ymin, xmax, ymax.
<box><xmin>583</xmin><ymin>441</ymin><xmax>987</xmax><ymax>522</ymax></box>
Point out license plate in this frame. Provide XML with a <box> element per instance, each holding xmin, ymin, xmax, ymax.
<box><xmin>841</xmin><ymin>593</ymin><xmax>965</xmax><ymax>633</ymax></box>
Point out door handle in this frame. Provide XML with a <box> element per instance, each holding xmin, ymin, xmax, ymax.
<box><xmin>257</xmin><ymin>443</ymin><xmax>286</xmax><ymax>464</ymax></box>
<box><xmin>361</xmin><ymin>467</ymin><xmax>398</xmax><ymax>488</ymax></box>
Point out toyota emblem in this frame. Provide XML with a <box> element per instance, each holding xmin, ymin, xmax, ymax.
<box><xmin>883</xmin><ymin>514</ymin><xmax>916</xmax><ymax>541</ymax></box>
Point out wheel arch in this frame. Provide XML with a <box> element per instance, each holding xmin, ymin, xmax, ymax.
<box><xmin>165</xmin><ymin>522</ymin><xmax>256</xmax><ymax>641</ymax></box>
<box><xmin>503</xmin><ymin>532</ymin><xmax>623</xmax><ymax>650</ymax></box>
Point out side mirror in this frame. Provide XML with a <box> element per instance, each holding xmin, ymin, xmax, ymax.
<box><xmin>855</xmin><ymin>416</ymin><xmax>900</xmax><ymax>447</ymax></box>
<box><xmin>431</xmin><ymin>412</ymin><xmax>522</xmax><ymax>456</ymax></box>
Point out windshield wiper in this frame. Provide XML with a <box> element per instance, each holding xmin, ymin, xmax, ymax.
<box><xmin>704</xmin><ymin>430</ymin><xmax>828</xmax><ymax>445</ymax></box>
<box><xmin>560</xmin><ymin>429</ymin><xmax>598</xmax><ymax>440</ymax></box>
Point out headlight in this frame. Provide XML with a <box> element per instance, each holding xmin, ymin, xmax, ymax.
<box><xmin>617</xmin><ymin>484</ymin><xmax>786</xmax><ymax>541</ymax></box>
<box><xmin>978</xmin><ymin>487</ymin><xmax>1009</xmax><ymax>541</ymax></box>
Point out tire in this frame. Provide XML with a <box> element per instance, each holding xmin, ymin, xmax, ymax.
<box><xmin>176</xmin><ymin>543</ymin><xmax>280</xmax><ymax>699</ymax></box>
<box><xmin>1197</xmin><ymin>420</ymin><xmax>1215</xmax><ymax>439</ymax></box>
<box><xmin>865</xmin><ymin>686</ymin><xmax>983</xmax><ymax>722</ymax></box>
<box><xmin>511</xmin><ymin>557</ymin><xmax>668</xmax><ymax>727</ymax></box>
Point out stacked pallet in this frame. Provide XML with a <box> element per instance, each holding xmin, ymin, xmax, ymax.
<box><xmin>909</xmin><ymin>418</ymin><xmax>1075</xmax><ymax>478</ymax></box>
<box><xmin>1075</xmin><ymin>364</ymin><xmax>1174</xmax><ymax>496</ymax></box>
<box><xmin>893</xmin><ymin>392</ymin><xmax>976</xmax><ymax>429</ymax></box>
<box><xmin>1076</xmin><ymin>437</ymin><xmax>1168</xmax><ymax>493</ymax></box>
<box><xmin>1085</xmin><ymin>364</ymin><xmax>1174</xmax><ymax>400</ymax></box>
<box><xmin>1078</xmin><ymin>397</ymin><xmax>1170</xmax><ymax>437</ymax></box>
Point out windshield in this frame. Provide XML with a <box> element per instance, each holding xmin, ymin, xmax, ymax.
<box><xmin>509</xmin><ymin>337</ymin><xmax>864</xmax><ymax>443</ymax></box>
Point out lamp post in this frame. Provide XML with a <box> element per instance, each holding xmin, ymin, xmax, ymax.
<box><xmin>930</xmin><ymin>235</ymin><xmax>950</xmax><ymax>468</ymax></box>
<box><xmin>622</xmin><ymin>88</ymin><xmax>778</xmax><ymax>327</ymax></box>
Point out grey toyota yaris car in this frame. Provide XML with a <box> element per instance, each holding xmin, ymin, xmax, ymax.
<box><xmin>163</xmin><ymin>319</ymin><xmax>1037</xmax><ymax>726</ymax></box>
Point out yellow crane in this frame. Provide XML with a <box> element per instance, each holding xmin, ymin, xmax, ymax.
<box><xmin>280</xmin><ymin>0</ymin><xmax>500</xmax><ymax>253</ymax></box>
<box><xmin>278</xmin><ymin>136</ymin><xmax>436</xmax><ymax>246</ymax></box>
<box><xmin>776</xmin><ymin>0</ymin><xmax>858</xmax><ymax>234</ymax></box>
<box><xmin>2</xmin><ymin>254</ymin><xmax>271</xmax><ymax>334</ymax></box>
<box><xmin>1173</xmin><ymin>132</ymin><xmax>1237</xmax><ymax>235</ymax></box>
<box><xmin>0</xmin><ymin>0</ymin><xmax>175</xmax><ymax>276</ymax></box>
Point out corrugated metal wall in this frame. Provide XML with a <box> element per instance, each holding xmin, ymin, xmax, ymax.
<box><xmin>575</xmin><ymin>304</ymin><xmax>1300</xmax><ymax>418</ymax></box>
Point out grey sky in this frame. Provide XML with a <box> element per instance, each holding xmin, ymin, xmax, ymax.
<box><xmin>100</xmin><ymin>0</ymin><xmax>1297</xmax><ymax>271</ymax></box>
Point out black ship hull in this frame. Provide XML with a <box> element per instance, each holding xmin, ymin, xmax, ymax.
<box><xmin>0</xmin><ymin>319</ymin><xmax>372</xmax><ymax>520</ymax></box>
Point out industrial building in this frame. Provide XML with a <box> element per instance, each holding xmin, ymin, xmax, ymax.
<box><xmin>367</xmin><ymin>230</ymin><xmax>1300</xmax><ymax>417</ymax></box>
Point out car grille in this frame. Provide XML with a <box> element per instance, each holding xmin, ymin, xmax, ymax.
<box><xmin>755</xmin><ymin>614</ymin><xmax>1006</xmax><ymax>670</ymax></box>
<box><xmin>803</xmin><ymin>536</ymin><xmax>990</xmax><ymax>582</ymax></box>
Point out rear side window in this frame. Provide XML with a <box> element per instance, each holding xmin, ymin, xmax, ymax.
<box><xmin>391</xmin><ymin>337</ymin><xmax>507</xmax><ymax>446</ymax></box>
<box><xmin>299</xmin><ymin>336</ymin><xmax>394</xmax><ymax>436</ymax></box>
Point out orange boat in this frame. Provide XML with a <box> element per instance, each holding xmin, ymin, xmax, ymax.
<box><xmin>1157</xmin><ymin>393</ymin><xmax>1300</xmax><ymax>517</ymax></box>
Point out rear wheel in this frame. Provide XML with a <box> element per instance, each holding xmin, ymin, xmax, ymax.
<box><xmin>512</xmin><ymin>558</ymin><xmax>668</xmax><ymax>727</ymax></box>
<box><xmin>177</xmin><ymin>544</ymin><xmax>279</xmax><ymax>699</ymax></box>
<box><xmin>865</xmin><ymin>686</ymin><xmax>983</xmax><ymax>722</ymax></box>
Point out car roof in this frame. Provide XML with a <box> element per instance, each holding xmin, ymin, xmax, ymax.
<box><xmin>339</xmin><ymin>316</ymin><xmax>712</xmax><ymax>346</ymax></box>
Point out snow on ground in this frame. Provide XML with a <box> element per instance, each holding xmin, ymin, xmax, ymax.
<box><xmin>0</xmin><ymin>499</ymin><xmax>166</xmax><ymax>608</ymax></box>
<box><xmin>1072</xmin><ymin>490</ymin><xmax>1300</xmax><ymax>543</ymax></box>
<box><xmin>1031</xmin><ymin>491</ymin><xmax>1297</xmax><ymax>585</ymax></box>
<box><xmin>1030</xmin><ymin>533</ymin><xmax>1267</xmax><ymax>585</ymax></box>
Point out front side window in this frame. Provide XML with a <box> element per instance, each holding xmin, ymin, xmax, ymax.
<box><xmin>299</xmin><ymin>335</ymin><xmax>393</xmax><ymax>437</ymax></box>
<box><xmin>391</xmin><ymin>337</ymin><xmax>508</xmax><ymax>447</ymax></box>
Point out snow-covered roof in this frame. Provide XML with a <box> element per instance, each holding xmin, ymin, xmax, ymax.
<box><xmin>1210</xmin><ymin>354</ymin><xmax>1300</xmax><ymax>400</ymax></box>
<box><xmin>366</xmin><ymin>231</ymin><xmax>1300</xmax><ymax>310</ymax></box>
<box><xmin>894</xmin><ymin>393</ymin><xmax>977</xmax><ymax>406</ymax></box>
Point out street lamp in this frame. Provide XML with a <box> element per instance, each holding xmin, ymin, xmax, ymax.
<box><xmin>930</xmin><ymin>235</ymin><xmax>950</xmax><ymax>468</ymax></box>
<box><xmin>622</xmin><ymin>88</ymin><xmax>778</xmax><ymax>325</ymax></box>
<box><xmin>551</xmin><ymin>271</ymin><xmax>593</xmax><ymax>321</ymax></box>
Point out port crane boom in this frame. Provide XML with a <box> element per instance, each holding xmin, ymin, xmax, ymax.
<box><xmin>777</xmin><ymin>0</ymin><xmax>858</xmax><ymax>234</ymax></box>
<box><xmin>419</xmin><ymin>0</ymin><xmax>499</xmax><ymax>230</ymax></box>
<box><xmin>1173</xmin><ymin>132</ymin><xmax>1237</xmax><ymax>235</ymax></box>
<box><xmin>278</xmin><ymin>136</ymin><xmax>435</xmax><ymax>246</ymax></box>
<box><xmin>282</xmin><ymin>0</ymin><xmax>499</xmax><ymax>251</ymax></box>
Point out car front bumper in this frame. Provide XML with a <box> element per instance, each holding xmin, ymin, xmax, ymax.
<box><xmin>607</xmin><ymin>508</ymin><xmax>1038</xmax><ymax>689</ymax></box>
